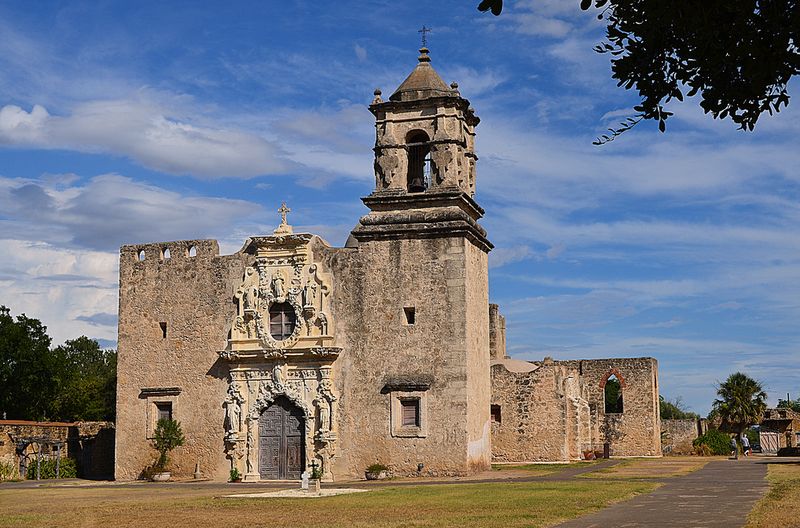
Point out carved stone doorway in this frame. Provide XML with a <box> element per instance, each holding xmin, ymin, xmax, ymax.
<box><xmin>258</xmin><ymin>396</ymin><xmax>305</xmax><ymax>480</ymax></box>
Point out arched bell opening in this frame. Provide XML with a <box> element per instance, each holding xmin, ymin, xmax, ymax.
<box><xmin>406</xmin><ymin>130</ymin><xmax>431</xmax><ymax>193</ymax></box>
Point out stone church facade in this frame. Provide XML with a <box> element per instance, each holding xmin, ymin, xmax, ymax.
<box><xmin>114</xmin><ymin>48</ymin><xmax>660</xmax><ymax>482</ymax></box>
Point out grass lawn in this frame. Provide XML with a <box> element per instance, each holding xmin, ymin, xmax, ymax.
<box><xmin>745</xmin><ymin>461</ymin><xmax>800</xmax><ymax>528</ymax></box>
<box><xmin>580</xmin><ymin>456</ymin><xmax>714</xmax><ymax>479</ymax></box>
<box><xmin>491</xmin><ymin>462</ymin><xmax>586</xmax><ymax>475</ymax></box>
<box><xmin>0</xmin><ymin>479</ymin><xmax>657</xmax><ymax>528</ymax></box>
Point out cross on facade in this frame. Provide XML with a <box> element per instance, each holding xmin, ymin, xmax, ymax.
<box><xmin>278</xmin><ymin>202</ymin><xmax>291</xmax><ymax>225</ymax></box>
<box><xmin>418</xmin><ymin>25</ymin><xmax>431</xmax><ymax>48</ymax></box>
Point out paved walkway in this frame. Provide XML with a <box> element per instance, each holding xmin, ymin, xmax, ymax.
<box><xmin>555</xmin><ymin>458</ymin><xmax>770</xmax><ymax>528</ymax></box>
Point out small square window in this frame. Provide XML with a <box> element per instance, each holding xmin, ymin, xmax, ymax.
<box><xmin>404</xmin><ymin>307</ymin><xmax>416</xmax><ymax>325</ymax></box>
<box><xmin>401</xmin><ymin>399</ymin><xmax>420</xmax><ymax>427</ymax></box>
<box><xmin>156</xmin><ymin>402</ymin><xmax>172</xmax><ymax>422</ymax></box>
<box><xmin>491</xmin><ymin>404</ymin><xmax>502</xmax><ymax>424</ymax></box>
<box><xmin>159</xmin><ymin>322</ymin><xmax>167</xmax><ymax>339</ymax></box>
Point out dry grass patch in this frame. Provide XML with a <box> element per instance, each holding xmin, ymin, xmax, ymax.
<box><xmin>581</xmin><ymin>456</ymin><xmax>714</xmax><ymax>479</ymax></box>
<box><xmin>0</xmin><ymin>479</ymin><xmax>657</xmax><ymax>528</ymax></box>
<box><xmin>745</xmin><ymin>461</ymin><xmax>800</xmax><ymax>528</ymax></box>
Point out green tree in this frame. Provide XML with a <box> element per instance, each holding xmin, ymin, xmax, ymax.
<box><xmin>0</xmin><ymin>305</ymin><xmax>56</xmax><ymax>420</ymax></box>
<box><xmin>152</xmin><ymin>419</ymin><xmax>185</xmax><ymax>471</ymax></box>
<box><xmin>659</xmin><ymin>395</ymin><xmax>700</xmax><ymax>420</ymax></box>
<box><xmin>712</xmin><ymin>372</ymin><xmax>767</xmax><ymax>458</ymax></box>
<box><xmin>478</xmin><ymin>0</ymin><xmax>799</xmax><ymax>141</ymax></box>
<box><xmin>0</xmin><ymin>305</ymin><xmax>117</xmax><ymax>422</ymax></box>
<box><xmin>777</xmin><ymin>397</ymin><xmax>800</xmax><ymax>412</ymax></box>
<box><xmin>52</xmin><ymin>336</ymin><xmax>117</xmax><ymax>422</ymax></box>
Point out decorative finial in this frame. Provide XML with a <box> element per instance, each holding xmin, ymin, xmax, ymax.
<box><xmin>372</xmin><ymin>88</ymin><xmax>383</xmax><ymax>104</ymax></box>
<box><xmin>418</xmin><ymin>25</ymin><xmax>431</xmax><ymax>48</ymax></box>
<box><xmin>273</xmin><ymin>202</ymin><xmax>293</xmax><ymax>235</ymax></box>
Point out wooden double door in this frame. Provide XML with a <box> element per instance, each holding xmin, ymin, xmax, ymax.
<box><xmin>259</xmin><ymin>396</ymin><xmax>305</xmax><ymax>480</ymax></box>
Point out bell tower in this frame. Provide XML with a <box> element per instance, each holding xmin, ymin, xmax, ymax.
<box><xmin>352</xmin><ymin>46</ymin><xmax>490</xmax><ymax>251</ymax></box>
<box><xmin>338</xmin><ymin>46</ymin><xmax>493</xmax><ymax>477</ymax></box>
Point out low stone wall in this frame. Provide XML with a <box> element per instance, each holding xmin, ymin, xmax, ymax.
<box><xmin>0</xmin><ymin>420</ymin><xmax>114</xmax><ymax>479</ymax></box>
<box><xmin>661</xmin><ymin>419</ymin><xmax>702</xmax><ymax>455</ymax></box>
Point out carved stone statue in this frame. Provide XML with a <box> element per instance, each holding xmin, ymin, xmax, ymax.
<box><xmin>236</xmin><ymin>267</ymin><xmax>259</xmax><ymax>315</ymax></box>
<box><xmin>272</xmin><ymin>364</ymin><xmax>286</xmax><ymax>392</ymax></box>
<box><xmin>224</xmin><ymin>382</ymin><xmax>244</xmax><ymax>435</ymax></box>
<box><xmin>431</xmin><ymin>145</ymin><xmax>454</xmax><ymax>185</ymax></box>
<box><xmin>315</xmin><ymin>397</ymin><xmax>330</xmax><ymax>432</ymax></box>
<box><xmin>272</xmin><ymin>270</ymin><xmax>286</xmax><ymax>299</ymax></box>
<box><xmin>375</xmin><ymin>152</ymin><xmax>399</xmax><ymax>188</ymax></box>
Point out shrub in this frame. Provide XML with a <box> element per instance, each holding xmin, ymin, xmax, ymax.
<box><xmin>152</xmin><ymin>419</ymin><xmax>185</xmax><ymax>471</ymax></box>
<box><xmin>25</xmin><ymin>457</ymin><xmax>77</xmax><ymax>479</ymax></box>
<box><xmin>229</xmin><ymin>468</ymin><xmax>241</xmax><ymax>482</ymax></box>
<box><xmin>0</xmin><ymin>460</ymin><xmax>19</xmax><ymax>481</ymax></box>
<box><xmin>366</xmin><ymin>463</ymin><xmax>389</xmax><ymax>473</ymax></box>
<box><xmin>693</xmin><ymin>428</ymin><xmax>731</xmax><ymax>455</ymax></box>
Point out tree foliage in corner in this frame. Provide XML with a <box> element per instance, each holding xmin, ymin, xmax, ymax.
<box><xmin>478</xmin><ymin>0</ymin><xmax>800</xmax><ymax>142</ymax></box>
<box><xmin>0</xmin><ymin>305</ymin><xmax>116</xmax><ymax>422</ymax></box>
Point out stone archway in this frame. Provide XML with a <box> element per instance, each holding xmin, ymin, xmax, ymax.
<box><xmin>258</xmin><ymin>396</ymin><xmax>305</xmax><ymax>480</ymax></box>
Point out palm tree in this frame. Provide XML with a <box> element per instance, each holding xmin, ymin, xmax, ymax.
<box><xmin>712</xmin><ymin>372</ymin><xmax>767</xmax><ymax>459</ymax></box>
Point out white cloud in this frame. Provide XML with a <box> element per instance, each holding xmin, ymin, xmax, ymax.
<box><xmin>0</xmin><ymin>173</ymin><xmax>265</xmax><ymax>250</ymax></box>
<box><xmin>0</xmin><ymin>98</ymin><xmax>291</xmax><ymax>178</ymax></box>
<box><xmin>354</xmin><ymin>44</ymin><xmax>368</xmax><ymax>62</ymax></box>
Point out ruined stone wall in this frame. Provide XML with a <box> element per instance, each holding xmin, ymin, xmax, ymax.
<box><xmin>490</xmin><ymin>362</ymin><xmax>569</xmax><ymax>461</ymax></box>
<box><xmin>0</xmin><ymin>420</ymin><xmax>114</xmax><ymax>479</ymax></box>
<box><xmin>323</xmin><ymin>235</ymin><xmax>490</xmax><ymax>477</ymax></box>
<box><xmin>488</xmin><ymin>303</ymin><xmax>506</xmax><ymax>360</ymax></box>
<box><xmin>115</xmin><ymin>239</ymin><xmax>249</xmax><ymax>481</ymax></box>
<box><xmin>661</xmin><ymin>419</ymin><xmax>701</xmax><ymax>455</ymax></box>
<box><xmin>578</xmin><ymin>358</ymin><xmax>661</xmax><ymax>457</ymax></box>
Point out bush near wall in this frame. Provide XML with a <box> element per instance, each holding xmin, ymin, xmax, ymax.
<box><xmin>25</xmin><ymin>457</ymin><xmax>77</xmax><ymax>479</ymax></box>
<box><xmin>693</xmin><ymin>429</ymin><xmax>731</xmax><ymax>455</ymax></box>
<box><xmin>0</xmin><ymin>460</ymin><xmax>19</xmax><ymax>481</ymax></box>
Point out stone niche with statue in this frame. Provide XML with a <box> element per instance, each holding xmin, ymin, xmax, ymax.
<box><xmin>219</xmin><ymin>214</ymin><xmax>339</xmax><ymax>482</ymax></box>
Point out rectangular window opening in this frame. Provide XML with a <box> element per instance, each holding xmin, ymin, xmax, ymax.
<box><xmin>155</xmin><ymin>402</ymin><xmax>173</xmax><ymax>422</ymax></box>
<box><xmin>404</xmin><ymin>307</ymin><xmax>416</xmax><ymax>325</ymax></box>
<box><xmin>159</xmin><ymin>322</ymin><xmax>167</xmax><ymax>339</ymax></box>
<box><xmin>491</xmin><ymin>404</ymin><xmax>502</xmax><ymax>424</ymax></box>
<box><xmin>400</xmin><ymin>399</ymin><xmax>420</xmax><ymax>427</ymax></box>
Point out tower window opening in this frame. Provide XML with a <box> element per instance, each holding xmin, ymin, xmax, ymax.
<box><xmin>406</xmin><ymin>131</ymin><xmax>431</xmax><ymax>193</ymax></box>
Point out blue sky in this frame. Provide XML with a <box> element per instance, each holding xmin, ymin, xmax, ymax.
<box><xmin>0</xmin><ymin>1</ymin><xmax>798</xmax><ymax>414</ymax></box>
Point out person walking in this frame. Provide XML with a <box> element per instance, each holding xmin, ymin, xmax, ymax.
<box><xmin>741</xmin><ymin>434</ymin><xmax>751</xmax><ymax>456</ymax></box>
<box><xmin>730</xmin><ymin>435</ymin><xmax>739</xmax><ymax>459</ymax></box>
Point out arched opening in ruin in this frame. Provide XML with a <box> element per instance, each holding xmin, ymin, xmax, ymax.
<box><xmin>187</xmin><ymin>245</ymin><xmax>197</xmax><ymax>257</ymax></box>
<box><xmin>604</xmin><ymin>374</ymin><xmax>623</xmax><ymax>414</ymax></box>
<box><xmin>406</xmin><ymin>130</ymin><xmax>431</xmax><ymax>193</ymax></box>
<box><xmin>162</xmin><ymin>248</ymin><xmax>171</xmax><ymax>260</ymax></box>
<box><xmin>137</xmin><ymin>249</ymin><xmax>145</xmax><ymax>261</ymax></box>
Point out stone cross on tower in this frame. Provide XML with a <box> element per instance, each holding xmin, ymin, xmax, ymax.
<box><xmin>418</xmin><ymin>25</ymin><xmax>431</xmax><ymax>48</ymax></box>
<box><xmin>273</xmin><ymin>202</ymin><xmax>294</xmax><ymax>235</ymax></box>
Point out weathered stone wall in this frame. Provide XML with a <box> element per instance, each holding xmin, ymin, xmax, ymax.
<box><xmin>490</xmin><ymin>357</ymin><xmax>661</xmax><ymax>462</ymax></box>
<box><xmin>490</xmin><ymin>361</ymin><xmax>570</xmax><ymax>461</ymax></box>
<box><xmin>488</xmin><ymin>303</ymin><xmax>506</xmax><ymax>360</ymax></box>
<box><xmin>323</xmin><ymin>235</ymin><xmax>490</xmax><ymax>477</ymax></box>
<box><xmin>661</xmin><ymin>419</ymin><xmax>702</xmax><ymax>455</ymax></box>
<box><xmin>115</xmin><ymin>239</ymin><xmax>248</xmax><ymax>481</ymax></box>
<box><xmin>579</xmin><ymin>358</ymin><xmax>661</xmax><ymax>457</ymax></box>
<box><xmin>0</xmin><ymin>420</ymin><xmax>114</xmax><ymax>479</ymax></box>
